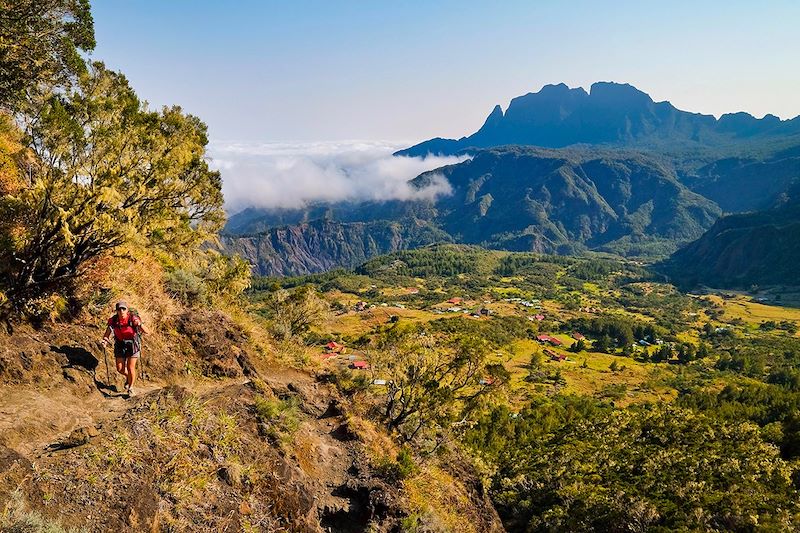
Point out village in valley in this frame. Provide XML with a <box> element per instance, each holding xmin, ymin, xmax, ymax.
<box><xmin>247</xmin><ymin>245</ymin><xmax>800</xmax><ymax>409</ymax></box>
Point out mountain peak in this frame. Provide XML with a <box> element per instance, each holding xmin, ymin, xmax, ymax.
<box><xmin>481</xmin><ymin>104</ymin><xmax>504</xmax><ymax>128</ymax></box>
<box><xmin>394</xmin><ymin>82</ymin><xmax>800</xmax><ymax>157</ymax></box>
<box><xmin>589</xmin><ymin>81</ymin><xmax>654</xmax><ymax>106</ymax></box>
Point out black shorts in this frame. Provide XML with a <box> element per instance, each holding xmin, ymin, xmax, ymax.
<box><xmin>114</xmin><ymin>339</ymin><xmax>140</xmax><ymax>359</ymax></box>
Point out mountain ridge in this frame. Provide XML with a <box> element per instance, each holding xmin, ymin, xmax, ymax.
<box><xmin>396</xmin><ymin>81</ymin><xmax>800</xmax><ymax>157</ymax></box>
<box><xmin>226</xmin><ymin>147</ymin><xmax>723</xmax><ymax>275</ymax></box>
<box><xmin>661</xmin><ymin>185</ymin><xmax>800</xmax><ymax>288</ymax></box>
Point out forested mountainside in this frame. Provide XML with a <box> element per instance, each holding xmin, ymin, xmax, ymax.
<box><xmin>683</xmin><ymin>148</ymin><xmax>800</xmax><ymax>212</ymax></box>
<box><xmin>662</xmin><ymin>185</ymin><xmax>800</xmax><ymax>288</ymax></box>
<box><xmin>395</xmin><ymin>81</ymin><xmax>800</xmax><ymax>157</ymax></box>
<box><xmin>225</xmin><ymin>147</ymin><xmax>723</xmax><ymax>275</ymax></box>
<box><xmin>225</xmin><ymin>200</ymin><xmax>439</xmax><ymax>236</ymax></box>
<box><xmin>411</xmin><ymin>147</ymin><xmax>721</xmax><ymax>256</ymax></box>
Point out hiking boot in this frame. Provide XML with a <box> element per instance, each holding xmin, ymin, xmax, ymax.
<box><xmin>127</xmin><ymin>386</ymin><xmax>135</xmax><ymax>397</ymax></box>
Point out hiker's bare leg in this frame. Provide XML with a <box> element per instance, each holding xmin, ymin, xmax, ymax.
<box><xmin>126</xmin><ymin>357</ymin><xmax>138</xmax><ymax>388</ymax></box>
<box><xmin>115</xmin><ymin>357</ymin><xmax>127</xmax><ymax>377</ymax></box>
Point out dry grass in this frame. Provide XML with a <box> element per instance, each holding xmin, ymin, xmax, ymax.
<box><xmin>703</xmin><ymin>294</ymin><xmax>800</xmax><ymax>333</ymax></box>
<box><xmin>0</xmin><ymin>490</ymin><xmax>83</xmax><ymax>533</ymax></box>
<box><xmin>345</xmin><ymin>414</ymin><xmax>399</xmax><ymax>465</ymax></box>
<box><xmin>100</xmin><ymin>251</ymin><xmax>180</xmax><ymax>329</ymax></box>
<box><xmin>405</xmin><ymin>465</ymin><xmax>480</xmax><ymax>533</ymax></box>
<box><xmin>506</xmin><ymin>339</ymin><xmax>672</xmax><ymax>406</ymax></box>
<box><xmin>326</xmin><ymin>307</ymin><xmax>441</xmax><ymax>337</ymax></box>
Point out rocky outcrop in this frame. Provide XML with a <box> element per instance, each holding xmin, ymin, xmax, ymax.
<box><xmin>223</xmin><ymin>218</ymin><xmax>451</xmax><ymax>276</ymax></box>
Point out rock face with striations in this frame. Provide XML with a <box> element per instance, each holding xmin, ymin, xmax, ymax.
<box><xmin>223</xmin><ymin>218</ymin><xmax>451</xmax><ymax>276</ymax></box>
<box><xmin>396</xmin><ymin>82</ymin><xmax>800</xmax><ymax>157</ymax></box>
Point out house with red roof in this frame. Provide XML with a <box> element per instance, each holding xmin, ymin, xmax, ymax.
<box><xmin>351</xmin><ymin>360</ymin><xmax>369</xmax><ymax>370</ymax></box>
<box><xmin>536</xmin><ymin>335</ymin><xmax>562</xmax><ymax>346</ymax></box>
<box><xmin>545</xmin><ymin>349</ymin><xmax>566</xmax><ymax>361</ymax></box>
<box><xmin>324</xmin><ymin>341</ymin><xmax>345</xmax><ymax>354</ymax></box>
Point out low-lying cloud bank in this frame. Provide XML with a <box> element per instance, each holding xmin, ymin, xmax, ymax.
<box><xmin>208</xmin><ymin>140</ymin><xmax>467</xmax><ymax>213</ymax></box>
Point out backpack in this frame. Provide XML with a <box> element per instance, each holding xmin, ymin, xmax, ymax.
<box><xmin>111</xmin><ymin>311</ymin><xmax>142</xmax><ymax>354</ymax></box>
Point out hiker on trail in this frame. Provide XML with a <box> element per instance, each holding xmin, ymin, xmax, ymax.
<box><xmin>101</xmin><ymin>301</ymin><xmax>147</xmax><ymax>396</ymax></box>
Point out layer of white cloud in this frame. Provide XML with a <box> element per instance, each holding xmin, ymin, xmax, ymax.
<box><xmin>208</xmin><ymin>140</ymin><xmax>467</xmax><ymax>213</ymax></box>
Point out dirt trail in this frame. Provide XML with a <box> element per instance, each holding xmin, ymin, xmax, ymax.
<box><xmin>0</xmin><ymin>312</ymin><xmax>429</xmax><ymax>530</ymax></box>
<box><xmin>0</xmin><ymin>369</ymin><xmax>162</xmax><ymax>456</ymax></box>
<box><xmin>1</xmin><ymin>351</ymin><xmax>380</xmax><ymax>518</ymax></box>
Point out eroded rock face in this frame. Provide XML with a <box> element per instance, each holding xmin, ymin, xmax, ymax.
<box><xmin>223</xmin><ymin>217</ymin><xmax>449</xmax><ymax>276</ymax></box>
<box><xmin>175</xmin><ymin>310</ymin><xmax>257</xmax><ymax>378</ymax></box>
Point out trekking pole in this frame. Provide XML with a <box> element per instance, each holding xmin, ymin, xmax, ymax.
<box><xmin>140</xmin><ymin>336</ymin><xmax>146</xmax><ymax>382</ymax></box>
<box><xmin>102</xmin><ymin>341</ymin><xmax>110</xmax><ymax>386</ymax></box>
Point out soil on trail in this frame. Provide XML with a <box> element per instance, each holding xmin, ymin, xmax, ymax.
<box><xmin>0</xmin><ymin>318</ymin><xmax>407</xmax><ymax>532</ymax></box>
<box><xmin>0</xmin><ymin>310</ymin><xmax>258</xmax><ymax>455</ymax></box>
<box><xmin>0</xmin><ymin>312</ymin><xmax>504</xmax><ymax>531</ymax></box>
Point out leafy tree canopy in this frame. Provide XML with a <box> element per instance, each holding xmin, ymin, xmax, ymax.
<box><xmin>0</xmin><ymin>0</ymin><xmax>95</xmax><ymax>108</ymax></box>
<box><xmin>1</xmin><ymin>63</ymin><xmax>225</xmax><ymax>304</ymax></box>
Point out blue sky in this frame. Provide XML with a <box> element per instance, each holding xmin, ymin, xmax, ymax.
<box><xmin>91</xmin><ymin>0</ymin><xmax>800</xmax><ymax>143</ymax></box>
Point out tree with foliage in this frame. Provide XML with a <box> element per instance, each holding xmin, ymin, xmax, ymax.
<box><xmin>0</xmin><ymin>0</ymin><xmax>95</xmax><ymax>109</ymax></box>
<box><xmin>677</xmin><ymin>343</ymin><xmax>696</xmax><ymax>364</ymax></box>
<box><xmin>594</xmin><ymin>334</ymin><xmax>612</xmax><ymax>353</ymax></box>
<box><xmin>477</xmin><ymin>403</ymin><xmax>800</xmax><ymax>532</ymax></box>
<box><xmin>697</xmin><ymin>342</ymin><xmax>710</xmax><ymax>358</ymax></box>
<box><xmin>258</xmin><ymin>285</ymin><xmax>328</xmax><ymax>340</ymax></box>
<box><xmin>1</xmin><ymin>63</ymin><xmax>225</xmax><ymax>306</ymax></box>
<box><xmin>164</xmin><ymin>249</ymin><xmax>251</xmax><ymax>306</ymax></box>
<box><xmin>569</xmin><ymin>338</ymin><xmax>586</xmax><ymax>353</ymax></box>
<box><xmin>369</xmin><ymin>324</ymin><xmax>509</xmax><ymax>443</ymax></box>
<box><xmin>529</xmin><ymin>350</ymin><xmax>543</xmax><ymax>370</ymax></box>
<box><xmin>652</xmin><ymin>343</ymin><xmax>673</xmax><ymax>363</ymax></box>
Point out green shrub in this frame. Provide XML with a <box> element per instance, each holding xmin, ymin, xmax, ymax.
<box><xmin>376</xmin><ymin>447</ymin><xmax>417</xmax><ymax>482</ymax></box>
<box><xmin>165</xmin><ymin>268</ymin><xmax>208</xmax><ymax>305</ymax></box>
<box><xmin>253</xmin><ymin>395</ymin><xmax>301</xmax><ymax>441</ymax></box>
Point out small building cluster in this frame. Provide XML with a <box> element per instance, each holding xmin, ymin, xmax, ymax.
<box><xmin>502</xmin><ymin>297</ymin><xmax>542</xmax><ymax>309</ymax></box>
<box><xmin>544</xmin><ymin>349</ymin><xmax>567</xmax><ymax>362</ymax></box>
<box><xmin>320</xmin><ymin>342</ymin><xmax>370</xmax><ymax>370</ymax></box>
<box><xmin>536</xmin><ymin>334</ymin><xmax>562</xmax><ymax>346</ymax></box>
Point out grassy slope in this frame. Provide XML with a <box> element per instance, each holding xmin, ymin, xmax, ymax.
<box><xmin>0</xmin><ymin>253</ymin><xmax>505</xmax><ymax>532</ymax></box>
